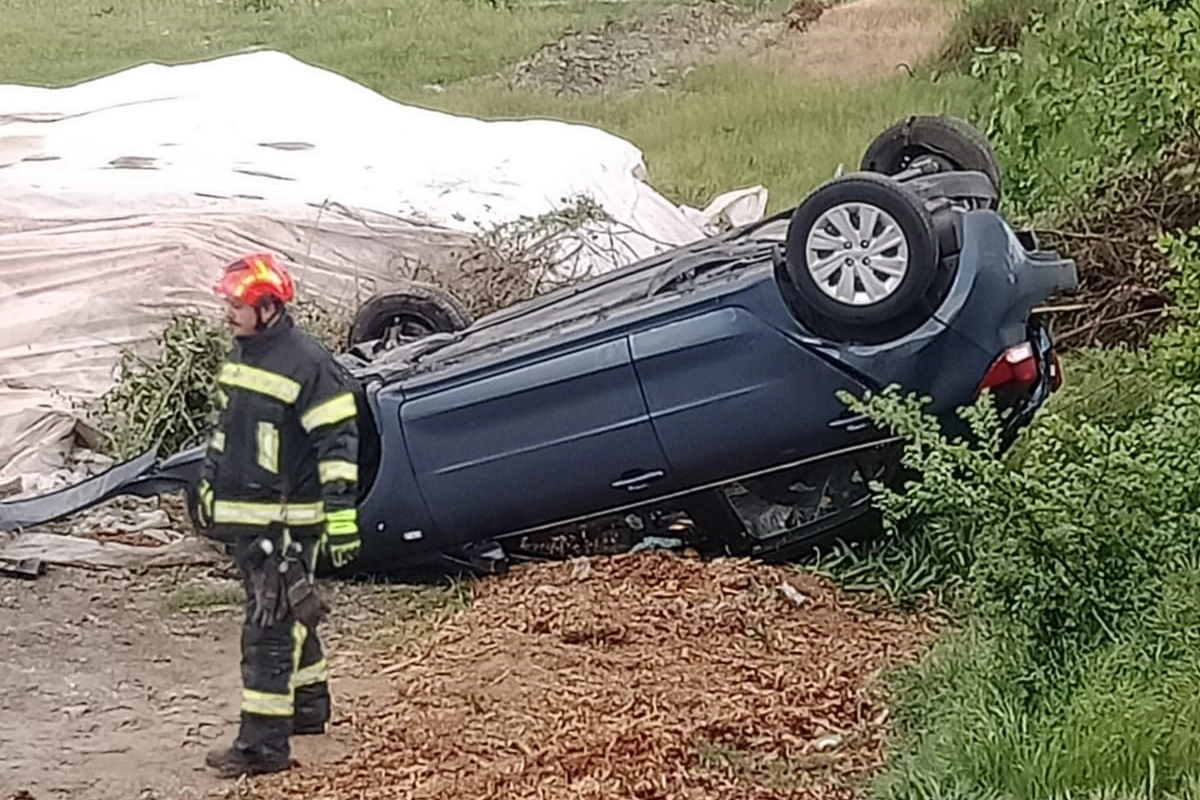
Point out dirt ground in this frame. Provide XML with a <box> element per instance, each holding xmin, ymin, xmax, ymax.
<box><xmin>748</xmin><ymin>0</ymin><xmax>955</xmax><ymax>82</ymax></box>
<box><xmin>240</xmin><ymin>552</ymin><xmax>944</xmax><ymax>800</ymax></box>
<box><xmin>0</xmin><ymin>562</ymin><xmax>393</xmax><ymax>800</ymax></box>
<box><xmin>1</xmin><ymin>548</ymin><xmax>941</xmax><ymax>800</ymax></box>
<box><xmin>495</xmin><ymin>0</ymin><xmax>953</xmax><ymax>95</ymax></box>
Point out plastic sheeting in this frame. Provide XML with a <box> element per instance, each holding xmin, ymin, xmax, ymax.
<box><xmin>0</xmin><ymin>50</ymin><xmax>767</xmax><ymax>485</ymax></box>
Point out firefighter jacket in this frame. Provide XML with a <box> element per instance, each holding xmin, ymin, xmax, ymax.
<box><xmin>199</xmin><ymin>312</ymin><xmax>360</xmax><ymax>554</ymax></box>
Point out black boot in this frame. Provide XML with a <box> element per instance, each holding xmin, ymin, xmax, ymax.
<box><xmin>205</xmin><ymin>742</ymin><xmax>290</xmax><ymax>778</ymax></box>
<box><xmin>207</xmin><ymin>714</ymin><xmax>291</xmax><ymax>778</ymax></box>
<box><xmin>293</xmin><ymin>683</ymin><xmax>331</xmax><ymax>735</ymax></box>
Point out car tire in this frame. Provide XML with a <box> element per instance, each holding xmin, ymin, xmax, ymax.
<box><xmin>346</xmin><ymin>281</ymin><xmax>474</xmax><ymax>349</ymax></box>
<box><xmin>860</xmin><ymin>115</ymin><xmax>1002</xmax><ymax>207</ymax></box>
<box><xmin>783</xmin><ymin>172</ymin><xmax>942</xmax><ymax>344</ymax></box>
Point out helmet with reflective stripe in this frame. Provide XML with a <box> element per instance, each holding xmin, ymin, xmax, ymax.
<box><xmin>214</xmin><ymin>252</ymin><xmax>296</xmax><ymax>307</ymax></box>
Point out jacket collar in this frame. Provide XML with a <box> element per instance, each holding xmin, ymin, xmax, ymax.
<box><xmin>236</xmin><ymin>309</ymin><xmax>294</xmax><ymax>354</ymax></box>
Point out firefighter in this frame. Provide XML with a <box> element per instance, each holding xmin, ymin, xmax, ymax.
<box><xmin>194</xmin><ymin>252</ymin><xmax>362</xmax><ymax>778</ymax></box>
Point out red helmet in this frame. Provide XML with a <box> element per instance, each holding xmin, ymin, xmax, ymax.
<box><xmin>214</xmin><ymin>252</ymin><xmax>295</xmax><ymax>307</ymax></box>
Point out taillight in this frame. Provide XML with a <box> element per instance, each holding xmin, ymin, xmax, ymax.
<box><xmin>976</xmin><ymin>341</ymin><xmax>1039</xmax><ymax>397</ymax></box>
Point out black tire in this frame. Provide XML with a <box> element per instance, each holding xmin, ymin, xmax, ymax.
<box><xmin>783</xmin><ymin>172</ymin><xmax>942</xmax><ymax>344</ymax></box>
<box><xmin>346</xmin><ymin>281</ymin><xmax>474</xmax><ymax>349</ymax></box>
<box><xmin>860</xmin><ymin>115</ymin><xmax>1002</xmax><ymax>207</ymax></box>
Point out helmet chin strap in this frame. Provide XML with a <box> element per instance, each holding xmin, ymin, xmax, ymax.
<box><xmin>254</xmin><ymin>301</ymin><xmax>283</xmax><ymax>332</ymax></box>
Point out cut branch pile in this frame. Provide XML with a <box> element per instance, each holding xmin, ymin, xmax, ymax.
<box><xmin>1037</xmin><ymin>140</ymin><xmax>1200</xmax><ymax>350</ymax></box>
<box><xmin>384</xmin><ymin>196</ymin><xmax>650</xmax><ymax>320</ymax></box>
<box><xmin>250</xmin><ymin>552</ymin><xmax>942</xmax><ymax>800</ymax></box>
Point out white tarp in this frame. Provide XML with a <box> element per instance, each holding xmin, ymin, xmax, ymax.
<box><xmin>0</xmin><ymin>50</ymin><xmax>767</xmax><ymax>486</ymax></box>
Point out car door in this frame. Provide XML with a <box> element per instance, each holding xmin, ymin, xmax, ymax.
<box><xmin>629</xmin><ymin>305</ymin><xmax>872</xmax><ymax>489</ymax></box>
<box><xmin>400</xmin><ymin>336</ymin><xmax>674</xmax><ymax>542</ymax></box>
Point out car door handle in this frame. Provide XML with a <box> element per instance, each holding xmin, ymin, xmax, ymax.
<box><xmin>611</xmin><ymin>470</ymin><xmax>665</xmax><ymax>491</ymax></box>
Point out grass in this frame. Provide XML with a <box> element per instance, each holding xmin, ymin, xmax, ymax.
<box><xmin>436</xmin><ymin>63</ymin><xmax>976</xmax><ymax>212</ymax></box>
<box><xmin>0</xmin><ymin>0</ymin><xmax>642</xmax><ymax>92</ymax></box>
<box><xmin>872</xmin><ymin>623</ymin><xmax>1200</xmax><ymax>800</ymax></box>
<box><xmin>364</xmin><ymin>578</ymin><xmax>475</xmax><ymax>649</ymax></box>
<box><xmin>0</xmin><ymin>0</ymin><xmax>965</xmax><ymax>212</ymax></box>
<box><xmin>167</xmin><ymin>579</ymin><xmax>244</xmax><ymax>611</ymax></box>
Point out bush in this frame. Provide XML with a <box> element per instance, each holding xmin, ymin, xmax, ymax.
<box><xmin>832</xmin><ymin>224</ymin><xmax>1200</xmax><ymax>798</ymax></box>
<box><xmin>938</xmin><ymin>0</ymin><xmax>1062</xmax><ymax>69</ymax></box>
<box><xmin>88</xmin><ymin>311</ymin><xmax>230</xmax><ymax>461</ymax></box>
<box><xmin>88</xmin><ymin>297</ymin><xmax>351</xmax><ymax>461</ymax></box>
<box><xmin>969</xmin><ymin>0</ymin><xmax>1200</xmax><ymax>226</ymax></box>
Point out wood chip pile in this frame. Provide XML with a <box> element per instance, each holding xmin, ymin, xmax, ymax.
<box><xmin>252</xmin><ymin>551</ymin><xmax>941</xmax><ymax>800</ymax></box>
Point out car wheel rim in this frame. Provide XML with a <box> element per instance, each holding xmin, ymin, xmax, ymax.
<box><xmin>805</xmin><ymin>201</ymin><xmax>910</xmax><ymax>306</ymax></box>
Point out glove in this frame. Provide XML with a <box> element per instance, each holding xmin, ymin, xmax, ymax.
<box><xmin>282</xmin><ymin>539</ymin><xmax>328</xmax><ymax>627</ymax></box>
<box><xmin>247</xmin><ymin>536</ymin><xmax>289</xmax><ymax>628</ymax></box>
<box><xmin>195</xmin><ymin>479</ymin><xmax>214</xmax><ymax>529</ymax></box>
<box><xmin>323</xmin><ymin>507</ymin><xmax>360</xmax><ymax>569</ymax></box>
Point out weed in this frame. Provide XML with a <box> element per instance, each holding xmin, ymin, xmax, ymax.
<box><xmin>938</xmin><ymin>0</ymin><xmax>1062</xmax><ymax>68</ymax></box>
<box><xmin>969</xmin><ymin>0</ymin><xmax>1200</xmax><ymax>226</ymax></box>
<box><xmin>367</xmin><ymin>579</ymin><xmax>475</xmax><ymax>651</ymax></box>
<box><xmin>168</xmin><ymin>579</ymin><xmax>244</xmax><ymax>611</ymax></box>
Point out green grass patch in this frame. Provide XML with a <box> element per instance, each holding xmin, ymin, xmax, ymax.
<box><xmin>434</xmin><ymin>63</ymin><xmax>973</xmax><ymax>212</ymax></box>
<box><xmin>0</xmin><ymin>0</ymin><xmax>641</xmax><ymax>92</ymax></box>
<box><xmin>366</xmin><ymin>579</ymin><xmax>474</xmax><ymax>650</ymax></box>
<box><xmin>0</xmin><ymin>0</ymin><xmax>964</xmax><ymax>213</ymax></box>
<box><xmin>872</xmin><ymin>623</ymin><xmax>1200</xmax><ymax>800</ymax></box>
<box><xmin>168</xmin><ymin>579</ymin><xmax>244</xmax><ymax>611</ymax></box>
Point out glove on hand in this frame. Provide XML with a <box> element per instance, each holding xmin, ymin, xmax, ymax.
<box><xmin>247</xmin><ymin>537</ymin><xmax>289</xmax><ymax>628</ymax></box>
<box><xmin>324</xmin><ymin>508</ymin><xmax>360</xmax><ymax>569</ymax></box>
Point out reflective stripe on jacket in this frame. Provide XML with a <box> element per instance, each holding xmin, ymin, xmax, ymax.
<box><xmin>200</xmin><ymin>312</ymin><xmax>360</xmax><ymax>529</ymax></box>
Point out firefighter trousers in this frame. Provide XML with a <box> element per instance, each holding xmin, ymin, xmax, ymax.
<box><xmin>224</xmin><ymin>524</ymin><xmax>331</xmax><ymax>754</ymax></box>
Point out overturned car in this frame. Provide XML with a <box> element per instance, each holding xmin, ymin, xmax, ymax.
<box><xmin>0</xmin><ymin>116</ymin><xmax>1077</xmax><ymax>577</ymax></box>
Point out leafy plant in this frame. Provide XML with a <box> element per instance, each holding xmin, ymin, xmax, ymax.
<box><xmin>1153</xmin><ymin>224</ymin><xmax>1200</xmax><ymax>381</ymax></box>
<box><xmin>938</xmin><ymin>0</ymin><xmax>1063</xmax><ymax>69</ymax></box>
<box><xmin>292</xmin><ymin>294</ymin><xmax>354</xmax><ymax>355</ymax></box>
<box><xmin>87</xmin><ymin>295</ymin><xmax>348</xmax><ymax>461</ymax></box>
<box><xmin>969</xmin><ymin>0</ymin><xmax>1200</xmax><ymax>225</ymax></box>
<box><xmin>835</xmin><ymin>216</ymin><xmax>1200</xmax><ymax>799</ymax></box>
<box><xmin>88</xmin><ymin>310</ymin><xmax>230</xmax><ymax>460</ymax></box>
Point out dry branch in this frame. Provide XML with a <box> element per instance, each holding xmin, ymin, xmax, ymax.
<box><xmin>1035</xmin><ymin>140</ymin><xmax>1200</xmax><ymax>349</ymax></box>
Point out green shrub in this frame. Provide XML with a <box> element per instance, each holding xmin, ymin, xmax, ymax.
<box><xmin>88</xmin><ymin>296</ymin><xmax>350</xmax><ymax>461</ymax></box>
<box><xmin>88</xmin><ymin>311</ymin><xmax>230</xmax><ymax>461</ymax></box>
<box><xmin>970</xmin><ymin>0</ymin><xmax>1200</xmax><ymax>225</ymax></box>
<box><xmin>939</xmin><ymin>0</ymin><xmax>1062</xmax><ymax>69</ymax></box>
<box><xmin>1153</xmin><ymin>225</ymin><xmax>1200</xmax><ymax>381</ymax></box>
<box><xmin>839</xmin><ymin>225</ymin><xmax>1200</xmax><ymax>798</ymax></box>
